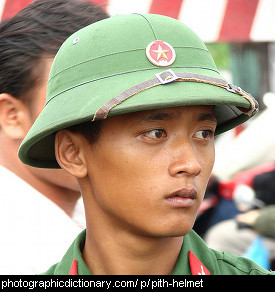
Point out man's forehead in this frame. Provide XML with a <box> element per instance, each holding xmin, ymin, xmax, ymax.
<box><xmin>133</xmin><ymin>106</ymin><xmax>217</xmax><ymax>123</ymax></box>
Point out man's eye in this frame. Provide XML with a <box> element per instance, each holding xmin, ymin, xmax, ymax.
<box><xmin>194</xmin><ymin>130</ymin><xmax>214</xmax><ymax>140</ymax></box>
<box><xmin>144</xmin><ymin>129</ymin><xmax>167</xmax><ymax>139</ymax></box>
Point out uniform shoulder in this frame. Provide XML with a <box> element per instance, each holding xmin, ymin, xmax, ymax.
<box><xmin>39</xmin><ymin>229</ymin><xmax>87</xmax><ymax>275</ymax></box>
<box><xmin>211</xmin><ymin>248</ymin><xmax>274</xmax><ymax>275</ymax></box>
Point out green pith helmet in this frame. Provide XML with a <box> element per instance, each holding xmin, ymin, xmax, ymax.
<box><xmin>18</xmin><ymin>13</ymin><xmax>258</xmax><ymax>168</ymax></box>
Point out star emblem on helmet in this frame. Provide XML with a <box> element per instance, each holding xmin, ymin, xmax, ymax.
<box><xmin>152</xmin><ymin>45</ymin><xmax>169</xmax><ymax>60</ymax></box>
<box><xmin>146</xmin><ymin>40</ymin><xmax>176</xmax><ymax>67</ymax></box>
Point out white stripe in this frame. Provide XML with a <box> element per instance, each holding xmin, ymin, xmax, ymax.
<box><xmin>178</xmin><ymin>0</ymin><xmax>227</xmax><ymax>42</ymax></box>
<box><xmin>107</xmin><ymin>0</ymin><xmax>153</xmax><ymax>16</ymax></box>
<box><xmin>0</xmin><ymin>0</ymin><xmax>6</xmax><ymax>21</ymax></box>
<box><xmin>250</xmin><ymin>0</ymin><xmax>275</xmax><ymax>42</ymax></box>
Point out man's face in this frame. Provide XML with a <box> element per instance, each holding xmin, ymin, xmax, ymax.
<box><xmin>82</xmin><ymin>105</ymin><xmax>216</xmax><ymax>237</ymax></box>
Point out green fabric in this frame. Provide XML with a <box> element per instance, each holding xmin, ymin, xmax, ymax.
<box><xmin>42</xmin><ymin>229</ymin><xmax>274</xmax><ymax>275</ymax></box>
<box><xmin>18</xmin><ymin>14</ymin><xmax>257</xmax><ymax>169</ymax></box>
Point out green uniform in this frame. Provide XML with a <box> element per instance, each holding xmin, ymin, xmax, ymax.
<box><xmin>42</xmin><ymin>229</ymin><xmax>273</xmax><ymax>275</ymax></box>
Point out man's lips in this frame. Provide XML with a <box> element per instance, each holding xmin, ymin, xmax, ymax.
<box><xmin>165</xmin><ymin>187</ymin><xmax>198</xmax><ymax>207</ymax></box>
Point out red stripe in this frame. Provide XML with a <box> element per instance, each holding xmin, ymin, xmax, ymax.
<box><xmin>219</xmin><ymin>0</ymin><xmax>259</xmax><ymax>42</ymax></box>
<box><xmin>149</xmin><ymin>0</ymin><xmax>184</xmax><ymax>19</ymax></box>
<box><xmin>0</xmin><ymin>0</ymin><xmax>109</xmax><ymax>22</ymax></box>
<box><xmin>68</xmin><ymin>259</ymin><xmax>78</xmax><ymax>275</ymax></box>
<box><xmin>1</xmin><ymin>0</ymin><xmax>33</xmax><ymax>21</ymax></box>
<box><xmin>89</xmin><ymin>0</ymin><xmax>109</xmax><ymax>11</ymax></box>
<box><xmin>188</xmin><ymin>251</ymin><xmax>210</xmax><ymax>275</ymax></box>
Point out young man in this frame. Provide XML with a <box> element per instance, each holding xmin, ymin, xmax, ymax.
<box><xmin>0</xmin><ymin>0</ymin><xmax>108</xmax><ymax>274</ymax></box>
<box><xmin>19</xmin><ymin>13</ymin><xmax>273</xmax><ymax>275</ymax></box>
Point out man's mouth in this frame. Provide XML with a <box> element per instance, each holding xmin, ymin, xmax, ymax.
<box><xmin>165</xmin><ymin>187</ymin><xmax>197</xmax><ymax>207</ymax></box>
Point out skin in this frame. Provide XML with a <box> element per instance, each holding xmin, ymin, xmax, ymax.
<box><xmin>236</xmin><ymin>209</ymin><xmax>260</xmax><ymax>226</ymax></box>
<box><xmin>0</xmin><ymin>57</ymin><xmax>80</xmax><ymax>217</ymax></box>
<box><xmin>56</xmin><ymin>105</ymin><xmax>217</xmax><ymax>274</ymax></box>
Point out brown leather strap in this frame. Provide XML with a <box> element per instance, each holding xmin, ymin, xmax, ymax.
<box><xmin>93</xmin><ymin>70</ymin><xmax>257</xmax><ymax>121</ymax></box>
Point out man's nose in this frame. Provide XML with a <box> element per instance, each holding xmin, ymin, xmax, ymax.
<box><xmin>168</xmin><ymin>141</ymin><xmax>202</xmax><ymax>177</ymax></box>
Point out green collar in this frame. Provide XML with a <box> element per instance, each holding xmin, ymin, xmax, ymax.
<box><xmin>46</xmin><ymin>229</ymin><xmax>215</xmax><ymax>275</ymax></box>
<box><xmin>43</xmin><ymin>228</ymin><xmax>273</xmax><ymax>275</ymax></box>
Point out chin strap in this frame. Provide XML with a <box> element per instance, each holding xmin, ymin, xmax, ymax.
<box><xmin>92</xmin><ymin>69</ymin><xmax>258</xmax><ymax>121</ymax></box>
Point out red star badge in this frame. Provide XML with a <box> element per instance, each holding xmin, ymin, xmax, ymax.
<box><xmin>146</xmin><ymin>40</ymin><xmax>176</xmax><ymax>67</ymax></box>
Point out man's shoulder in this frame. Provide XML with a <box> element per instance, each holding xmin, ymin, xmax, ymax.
<box><xmin>187</xmin><ymin>230</ymin><xmax>274</xmax><ymax>275</ymax></box>
<box><xmin>39</xmin><ymin>229</ymin><xmax>88</xmax><ymax>275</ymax></box>
<box><xmin>210</xmin><ymin>247</ymin><xmax>274</xmax><ymax>275</ymax></box>
<box><xmin>41</xmin><ymin>229</ymin><xmax>275</xmax><ymax>275</ymax></box>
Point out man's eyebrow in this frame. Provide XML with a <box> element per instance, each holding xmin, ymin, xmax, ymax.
<box><xmin>198</xmin><ymin>113</ymin><xmax>217</xmax><ymax>124</ymax></box>
<box><xmin>139</xmin><ymin>111</ymin><xmax>177</xmax><ymax>122</ymax></box>
<box><xmin>135</xmin><ymin>110</ymin><xmax>217</xmax><ymax>124</ymax></box>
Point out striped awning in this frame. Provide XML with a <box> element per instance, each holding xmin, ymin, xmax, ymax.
<box><xmin>1</xmin><ymin>0</ymin><xmax>275</xmax><ymax>42</ymax></box>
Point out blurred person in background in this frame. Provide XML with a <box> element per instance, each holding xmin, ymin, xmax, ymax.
<box><xmin>194</xmin><ymin>93</ymin><xmax>275</xmax><ymax>236</ymax></box>
<box><xmin>213</xmin><ymin>92</ymin><xmax>275</xmax><ymax>181</ymax></box>
<box><xmin>205</xmin><ymin>167</ymin><xmax>275</xmax><ymax>269</ymax></box>
<box><xmin>0</xmin><ymin>0</ymin><xmax>108</xmax><ymax>274</ymax></box>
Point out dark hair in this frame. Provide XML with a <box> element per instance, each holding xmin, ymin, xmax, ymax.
<box><xmin>67</xmin><ymin>120</ymin><xmax>103</xmax><ymax>145</ymax></box>
<box><xmin>0</xmin><ymin>0</ymin><xmax>109</xmax><ymax>102</ymax></box>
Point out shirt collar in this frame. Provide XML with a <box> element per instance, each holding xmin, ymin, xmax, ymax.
<box><xmin>59</xmin><ymin>229</ymin><xmax>213</xmax><ymax>275</ymax></box>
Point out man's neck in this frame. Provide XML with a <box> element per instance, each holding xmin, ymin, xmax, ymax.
<box><xmin>82</xmin><ymin>225</ymin><xmax>183</xmax><ymax>275</ymax></box>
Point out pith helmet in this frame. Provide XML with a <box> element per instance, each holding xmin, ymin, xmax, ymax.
<box><xmin>18</xmin><ymin>13</ymin><xmax>258</xmax><ymax>168</ymax></box>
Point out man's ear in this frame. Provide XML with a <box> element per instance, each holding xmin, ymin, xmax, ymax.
<box><xmin>55</xmin><ymin>130</ymin><xmax>88</xmax><ymax>178</ymax></box>
<box><xmin>0</xmin><ymin>93</ymin><xmax>31</xmax><ymax>139</ymax></box>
